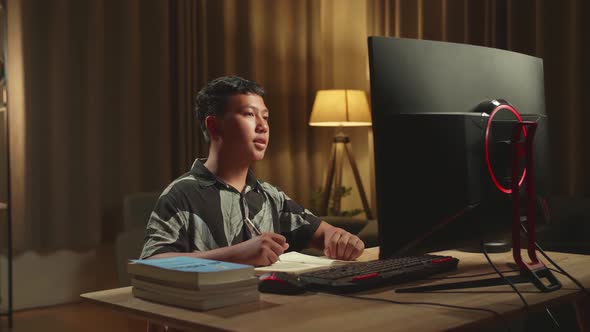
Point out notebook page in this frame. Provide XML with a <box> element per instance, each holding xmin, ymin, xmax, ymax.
<box><xmin>254</xmin><ymin>252</ymin><xmax>351</xmax><ymax>274</ymax></box>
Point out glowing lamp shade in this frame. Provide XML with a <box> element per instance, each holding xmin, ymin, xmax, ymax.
<box><xmin>309</xmin><ymin>90</ymin><xmax>372</xmax><ymax>127</ymax></box>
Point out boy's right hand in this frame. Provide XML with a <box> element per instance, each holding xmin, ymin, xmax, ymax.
<box><xmin>235</xmin><ymin>232</ymin><xmax>289</xmax><ymax>266</ymax></box>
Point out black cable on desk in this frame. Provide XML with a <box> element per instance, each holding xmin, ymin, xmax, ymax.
<box><xmin>481</xmin><ymin>240</ymin><xmax>530</xmax><ymax>308</ymax></box>
<box><xmin>518</xmin><ymin>223</ymin><xmax>585</xmax><ymax>329</ymax></box>
<box><xmin>520</xmin><ymin>223</ymin><xmax>590</xmax><ymax>298</ymax></box>
<box><xmin>482</xmin><ymin>239</ymin><xmax>564</xmax><ymax>329</ymax></box>
<box><xmin>425</xmin><ymin>269</ymin><xmax>518</xmax><ymax>280</ymax></box>
<box><xmin>520</xmin><ymin>221</ymin><xmax>590</xmax><ymax>330</ymax></box>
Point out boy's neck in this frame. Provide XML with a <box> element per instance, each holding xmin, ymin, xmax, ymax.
<box><xmin>204</xmin><ymin>153</ymin><xmax>250</xmax><ymax>193</ymax></box>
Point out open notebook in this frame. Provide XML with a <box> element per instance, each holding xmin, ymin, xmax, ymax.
<box><xmin>254</xmin><ymin>252</ymin><xmax>353</xmax><ymax>274</ymax></box>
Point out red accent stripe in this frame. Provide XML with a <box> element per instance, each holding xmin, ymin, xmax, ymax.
<box><xmin>431</xmin><ymin>257</ymin><xmax>453</xmax><ymax>264</ymax></box>
<box><xmin>262</xmin><ymin>272</ymin><xmax>289</xmax><ymax>285</ymax></box>
<box><xmin>352</xmin><ymin>273</ymin><xmax>380</xmax><ymax>281</ymax></box>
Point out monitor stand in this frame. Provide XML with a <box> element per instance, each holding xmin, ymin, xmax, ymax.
<box><xmin>397</xmin><ymin>121</ymin><xmax>561</xmax><ymax>294</ymax></box>
<box><xmin>395</xmin><ymin>263</ymin><xmax>560</xmax><ymax>293</ymax></box>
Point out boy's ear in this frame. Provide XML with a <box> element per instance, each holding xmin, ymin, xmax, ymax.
<box><xmin>205</xmin><ymin>115</ymin><xmax>222</xmax><ymax>140</ymax></box>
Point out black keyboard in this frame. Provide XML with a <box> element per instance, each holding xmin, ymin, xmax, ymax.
<box><xmin>298</xmin><ymin>254</ymin><xmax>459</xmax><ymax>293</ymax></box>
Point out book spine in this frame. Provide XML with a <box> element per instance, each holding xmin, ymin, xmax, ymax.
<box><xmin>132</xmin><ymin>286</ymin><xmax>259</xmax><ymax>311</ymax></box>
<box><xmin>130</xmin><ymin>278</ymin><xmax>258</xmax><ymax>298</ymax></box>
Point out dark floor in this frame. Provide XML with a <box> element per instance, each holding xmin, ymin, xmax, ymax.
<box><xmin>1</xmin><ymin>302</ymin><xmax>146</xmax><ymax>332</ymax></box>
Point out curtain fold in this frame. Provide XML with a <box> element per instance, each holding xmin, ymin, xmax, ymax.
<box><xmin>168</xmin><ymin>0</ymin><xmax>205</xmax><ymax>176</ymax></box>
<box><xmin>169</xmin><ymin>0</ymin><xmax>335</xmax><ymax>210</ymax></box>
<box><xmin>5</xmin><ymin>0</ymin><xmax>588</xmax><ymax>253</ymax></box>
<box><xmin>7</xmin><ymin>0</ymin><xmax>175</xmax><ymax>253</ymax></box>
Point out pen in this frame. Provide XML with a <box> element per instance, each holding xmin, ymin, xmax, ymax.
<box><xmin>242</xmin><ymin>197</ymin><xmax>281</xmax><ymax>262</ymax></box>
<box><xmin>242</xmin><ymin>197</ymin><xmax>262</xmax><ymax>236</ymax></box>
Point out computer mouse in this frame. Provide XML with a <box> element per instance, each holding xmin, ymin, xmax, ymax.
<box><xmin>258</xmin><ymin>272</ymin><xmax>307</xmax><ymax>295</ymax></box>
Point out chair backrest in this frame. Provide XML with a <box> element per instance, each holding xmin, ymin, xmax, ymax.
<box><xmin>116</xmin><ymin>191</ymin><xmax>160</xmax><ymax>286</ymax></box>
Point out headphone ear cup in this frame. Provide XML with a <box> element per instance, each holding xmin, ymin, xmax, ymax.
<box><xmin>472</xmin><ymin>99</ymin><xmax>511</xmax><ymax>116</ymax></box>
<box><xmin>472</xmin><ymin>100</ymin><xmax>494</xmax><ymax>114</ymax></box>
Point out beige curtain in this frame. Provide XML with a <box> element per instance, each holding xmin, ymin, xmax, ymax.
<box><xmin>169</xmin><ymin>0</ymin><xmax>376</xmax><ymax>219</ymax></box>
<box><xmin>5</xmin><ymin>0</ymin><xmax>588</xmax><ymax>252</ymax></box>
<box><xmin>168</xmin><ymin>0</ymin><xmax>206</xmax><ymax>174</ymax></box>
<box><xmin>7</xmin><ymin>0</ymin><xmax>175</xmax><ymax>252</ymax></box>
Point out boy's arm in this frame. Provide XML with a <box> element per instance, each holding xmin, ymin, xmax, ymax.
<box><xmin>309</xmin><ymin>221</ymin><xmax>365</xmax><ymax>261</ymax></box>
<box><xmin>148</xmin><ymin>232</ymin><xmax>289</xmax><ymax>266</ymax></box>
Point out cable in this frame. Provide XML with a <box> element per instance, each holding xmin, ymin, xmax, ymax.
<box><xmin>518</xmin><ymin>222</ymin><xmax>580</xmax><ymax>329</ymax></box>
<box><xmin>481</xmin><ymin>239</ymin><xmax>563</xmax><ymax>329</ymax></box>
<box><xmin>536</xmin><ymin>244</ymin><xmax>589</xmax><ymax>297</ymax></box>
<box><xmin>425</xmin><ymin>270</ymin><xmax>519</xmax><ymax>280</ymax></box>
<box><xmin>331</xmin><ymin>293</ymin><xmax>512</xmax><ymax>332</ymax></box>
<box><xmin>396</xmin><ymin>204</ymin><xmax>479</xmax><ymax>256</ymax></box>
<box><xmin>519</xmin><ymin>222</ymin><xmax>590</xmax><ymax>297</ymax></box>
<box><xmin>532</xmin><ymin>245</ymin><xmax>578</xmax><ymax>330</ymax></box>
<box><xmin>544</xmin><ymin>306</ymin><xmax>561</xmax><ymax>329</ymax></box>
<box><xmin>481</xmin><ymin>240</ymin><xmax>530</xmax><ymax>308</ymax></box>
<box><xmin>540</xmin><ymin>248</ymin><xmax>589</xmax><ymax>295</ymax></box>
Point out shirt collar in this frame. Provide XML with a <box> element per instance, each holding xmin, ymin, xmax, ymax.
<box><xmin>191</xmin><ymin>159</ymin><xmax>217</xmax><ymax>187</ymax></box>
<box><xmin>191</xmin><ymin>159</ymin><xmax>261</xmax><ymax>192</ymax></box>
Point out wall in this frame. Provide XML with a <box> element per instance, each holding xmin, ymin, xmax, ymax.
<box><xmin>0</xmin><ymin>247</ymin><xmax>118</xmax><ymax>311</ymax></box>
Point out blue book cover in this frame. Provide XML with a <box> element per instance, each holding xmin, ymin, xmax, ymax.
<box><xmin>130</xmin><ymin>256</ymin><xmax>251</xmax><ymax>273</ymax></box>
<box><xmin>128</xmin><ymin>257</ymin><xmax>254</xmax><ymax>285</ymax></box>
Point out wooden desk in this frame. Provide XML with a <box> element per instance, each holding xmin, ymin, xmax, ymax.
<box><xmin>81</xmin><ymin>248</ymin><xmax>590</xmax><ymax>331</ymax></box>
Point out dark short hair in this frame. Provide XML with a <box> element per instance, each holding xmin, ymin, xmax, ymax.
<box><xmin>194</xmin><ymin>76</ymin><xmax>265</xmax><ymax>143</ymax></box>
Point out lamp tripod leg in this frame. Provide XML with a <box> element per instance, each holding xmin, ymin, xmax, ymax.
<box><xmin>320</xmin><ymin>142</ymin><xmax>337</xmax><ymax>216</ymax></box>
<box><xmin>333</xmin><ymin>142</ymin><xmax>345</xmax><ymax>215</ymax></box>
<box><xmin>343</xmin><ymin>142</ymin><xmax>374</xmax><ymax>220</ymax></box>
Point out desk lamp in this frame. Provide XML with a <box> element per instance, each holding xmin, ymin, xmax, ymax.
<box><xmin>309</xmin><ymin>89</ymin><xmax>373</xmax><ymax>219</ymax></box>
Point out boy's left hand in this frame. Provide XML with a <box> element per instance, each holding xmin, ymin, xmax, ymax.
<box><xmin>323</xmin><ymin>227</ymin><xmax>364</xmax><ymax>261</ymax></box>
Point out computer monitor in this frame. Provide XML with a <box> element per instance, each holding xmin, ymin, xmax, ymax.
<box><xmin>367</xmin><ymin>37</ymin><xmax>551</xmax><ymax>259</ymax></box>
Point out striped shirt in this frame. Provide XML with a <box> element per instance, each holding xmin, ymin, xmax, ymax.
<box><xmin>140</xmin><ymin>159</ymin><xmax>322</xmax><ymax>259</ymax></box>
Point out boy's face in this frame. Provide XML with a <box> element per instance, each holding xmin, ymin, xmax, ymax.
<box><xmin>215</xmin><ymin>93</ymin><xmax>270</xmax><ymax>162</ymax></box>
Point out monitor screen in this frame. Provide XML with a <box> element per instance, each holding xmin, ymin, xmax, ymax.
<box><xmin>367</xmin><ymin>37</ymin><xmax>550</xmax><ymax>259</ymax></box>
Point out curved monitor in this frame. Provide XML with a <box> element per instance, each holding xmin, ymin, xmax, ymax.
<box><xmin>368</xmin><ymin>37</ymin><xmax>546</xmax><ymax>117</ymax></box>
<box><xmin>368</xmin><ymin>37</ymin><xmax>550</xmax><ymax>259</ymax></box>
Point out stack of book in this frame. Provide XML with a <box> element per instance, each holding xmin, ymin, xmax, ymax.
<box><xmin>128</xmin><ymin>256</ymin><xmax>259</xmax><ymax>311</ymax></box>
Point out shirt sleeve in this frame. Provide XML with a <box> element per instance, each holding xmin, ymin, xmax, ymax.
<box><xmin>277</xmin><ymin>191</ymin><xmax>322</xmax><ymax>252</ymax></box>
<box><xmin>139</xmin><ymin>193</ymin><xmax>192</xmax><ymax>259</ymax></box>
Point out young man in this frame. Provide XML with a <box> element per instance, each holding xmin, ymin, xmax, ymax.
<box><xmin>140</xmin><ymin>76</ymin><xmax>364</xmax><ymax>266</ymax></box>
